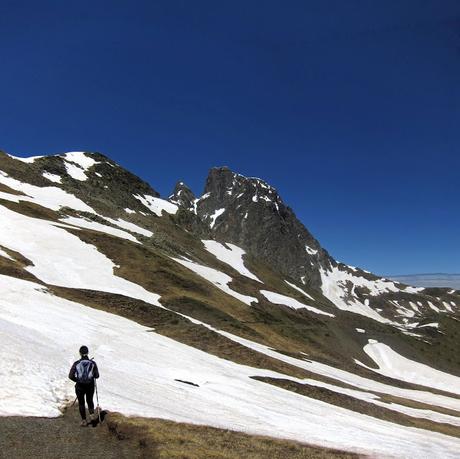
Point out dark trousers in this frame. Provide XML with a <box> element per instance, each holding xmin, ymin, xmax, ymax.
<box><xmin>75</xmin><ymin>382</ymin><xmax>95</xmax><ymax>420</ymax></box>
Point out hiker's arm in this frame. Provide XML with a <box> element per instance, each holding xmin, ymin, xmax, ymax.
<box><xmin>93</xmin><ymin>362</ymin><xmax>100</xmax><ymax>379</ymax></box>
<box><xmin>68</xmin><ymin>362</ymin><xmax>77</xmax><ymax>382</ymax></box>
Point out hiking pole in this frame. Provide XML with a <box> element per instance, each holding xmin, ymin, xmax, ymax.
<box><xmin>94</xmin><ymin>379</ymin><xmax>102</xmax><ymax>424</ymax></box>
<box><xmin>71</xmin><ymin>396</ymin><xmax>78</xmax><ymax>407</ymax></box>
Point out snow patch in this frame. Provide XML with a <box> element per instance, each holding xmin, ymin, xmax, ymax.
<box><xmin>260</xmin><ymin>290</ymin><xmax>334</xmax><ymax>317</ymax></box>
<box><xmin>103</xmin><ymin>217</ymin><xmax>153</xmax><ymax>238</ymax></box>
<box><xmin>59</xmin><ymin>216</ymin><xmax>140</xmax><ymax>243</ymax></box>
<box><xmin>62</xmin><ymin>152</ymin><xmax>99</xmax><ymax>170</ymax></box>
<box><xmin>418</xmin><ymin>323</ymin><xmax>439</xmax><ymax>329</ymax></box>
<box><xmin>64</xmin><ymin>161</ymin><xmax>87</xmax><ymax>181</ymax></box>
<box><xmin>202</xmin><ymin>240</ymin><xmax>262</xmax><ymax>282</ymax></box>
<box><xmin>172</xmin><ymin>257</ymin><xmax>257</xmax><ymax>306</ymax></box>
<box><xmin>364</xmin><ymin>341</ymin><xmax>460</xmax><ymax>395</ymax></box>
<box><xmin>284</xmin><ymin>280</ymin><xmax>315</xmax><ymax>301</ymax></box>
<box><xmin>42</xmin><ymin>172</ymin><xmax>62</xmax><ymax>184</ymax></box>
<box><xmin>0</xmin><ymin>171</ymin><xmax>95</xmax><ymax>213</ymax></box>
<box><xmin>134</xmin><ymin>194</ymin><xmax>178</xmax><ymax>217</ymax></box>
<box><xmin>319</xmin><ymin>267</ymin><xmax>392</xmax><ymax>323</ymax></box>
<box><xmin>7</xmin><ymin>154</ymin><xmax>43</xmax><ymax>163</ymax></box>
<box><xmin>209</xmin><ymin>208</ymin><xmax>225</xmax><ymax>229</ymax></box>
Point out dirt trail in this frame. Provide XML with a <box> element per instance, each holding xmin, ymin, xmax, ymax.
<box><xmin>0</xmin><ymin>406</ymin><xmax>142</xmax><ymax>459</ymax></box>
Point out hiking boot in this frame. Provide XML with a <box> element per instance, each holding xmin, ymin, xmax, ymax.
<box><xmin>80</xmin><ymin>419</ymin><xmax>88</xmax><ymax>427</ymax></box>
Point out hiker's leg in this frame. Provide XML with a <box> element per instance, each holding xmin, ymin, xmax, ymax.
<box><xmin>86</xmin><ymin>383</ymin><xmax>95</xmax><ymax>415</ymax></box>
<box><xmin>75</xmin><ymin>385</ymin><xmax>86</xmax><ymax>420</ymax></box>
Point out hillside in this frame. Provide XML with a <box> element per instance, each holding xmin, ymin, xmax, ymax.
<box><xmin>0</xmin><ymin>150</ymin><xmax>459</xmax><ymax>458</ymax></box>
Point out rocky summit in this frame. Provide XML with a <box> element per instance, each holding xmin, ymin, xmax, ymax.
<box><xmin>0</xmin><ymin>150</ymin><xmax>459</xmax><ymax>459</ymax></box>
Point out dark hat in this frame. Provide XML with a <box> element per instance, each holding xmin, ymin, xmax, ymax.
<box><xmin>79</xmin><ymin>345</ymin><xmax>89</xmax><ymax>355</ymax></box>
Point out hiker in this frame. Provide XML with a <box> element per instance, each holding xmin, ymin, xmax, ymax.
<box><xmin>68</xmin><ymin>345</ymin><xmax>100</xmax><ymax>426</ymax></box>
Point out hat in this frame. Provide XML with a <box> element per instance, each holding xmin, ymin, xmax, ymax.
<box><xmin>79</xmin><ymin>345</ymin><xmax>89</xmax><ymax>355</ymax></box>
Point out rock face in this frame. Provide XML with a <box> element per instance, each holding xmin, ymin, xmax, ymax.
<box><xmin>169</xmin><ymin>181</ymin><xmax>196</xmax><ymax>210</ymax></box>
<box><xmin>194</xmin><ymin>167</ymin><xmax>333</xmax><ymax>288</ymax></box>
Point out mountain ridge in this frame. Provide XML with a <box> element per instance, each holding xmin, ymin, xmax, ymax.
<box><xmin>0</xmin><ymin>149</ymin><xmax>459</xmax><ymax>458</ymax></box>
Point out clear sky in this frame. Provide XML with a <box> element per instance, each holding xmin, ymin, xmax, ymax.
<box><xmin>0</xmin><ymin>1</ymin><xmax>459</xmax><ymax>275</ymax></box>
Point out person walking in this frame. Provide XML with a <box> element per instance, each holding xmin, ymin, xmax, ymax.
<box><xmin>68</xmin><ymin>345</ymin><xmax>100</xmax><ymax>426</ymax></box>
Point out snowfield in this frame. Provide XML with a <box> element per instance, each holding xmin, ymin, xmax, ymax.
<box><xmin>0</xmin><ymin>170</ymin><xmax>95</xmax><ymax>213</ymax></box>
<box><xmin>320</xmin><ymin>266</ymin><xmax>395</xmax><ymax>323</ymax></box>
<box><xmin>213</xmin><ymin>329</ymin><xmax>460</xmax><ymax>413</ymax></box>
<box><xmin>363</xmin><ymin>341</ymin><xmax>460</xmax><ymax>396</ymax></box>
<box><xmin>0</xmin><ymin>205</ymin><xmax>162</xmax><ymax>307</ymax></box>
<box><xmin>1</xmin><ymin>274</ymin><xmax>460</xmax><ymax>458</ymax></box>
<box><xmin>320</xmin><ymin>266</ymin><xmax>426</xmax><ymax>324</ymax></box>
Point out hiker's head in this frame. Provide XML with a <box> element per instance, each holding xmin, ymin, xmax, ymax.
<box><xmin>79</xmin><ymin>345</ymin><xmax>89</xmax><ymax>356</ymax></box>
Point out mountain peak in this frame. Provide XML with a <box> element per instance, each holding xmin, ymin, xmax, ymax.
<box><xmin>204</xmin><ymin>166</ymin><xmax>279</xmax><ymax>204</ymax></box>
<box><xmin>196</xmin><ymin>166</ymin><xmax>327</xmax><ymax>287</ymax></box>
<box><xmin>169</xmin><ymin>181</ymin><xmax>196</xmax><ymax>209</ymax></box>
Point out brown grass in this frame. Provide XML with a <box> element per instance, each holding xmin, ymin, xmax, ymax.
<box><xmin>0</xmin><ymin>182</ymin><xmax>26</xmax><ymax>195</ymax></box>
<box><xmin>105</xmin><ymin>412</ymin><xmax>360</xmax><ymax>459</ymax></box>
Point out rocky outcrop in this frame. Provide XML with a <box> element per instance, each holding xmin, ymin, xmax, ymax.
<box><xmin>169</xmin><ymin>181</ymin><xmax>196</xmax><ymax>209</ymax></box>
<box><xmin>195</xmin><ymin>167</ymin><xmax>334</xmax><ymax>288</ymax></box>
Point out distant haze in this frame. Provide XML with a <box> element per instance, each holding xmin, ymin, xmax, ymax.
<box><xmin>389</xmin><ymin>274</ymin><xmax>460</xmax><ymax>290</ymax></box>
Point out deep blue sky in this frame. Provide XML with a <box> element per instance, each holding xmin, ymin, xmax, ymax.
<box><xmin>0</xmin><ymin>1</ymin><xmax>459</xmax><ymax>275</ymax></box>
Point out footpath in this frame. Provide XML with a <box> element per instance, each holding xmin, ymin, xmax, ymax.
<box><xmin>0</xmin><ymin>406</ymin><xmax>142</xmax><ymax>459</ymax></box>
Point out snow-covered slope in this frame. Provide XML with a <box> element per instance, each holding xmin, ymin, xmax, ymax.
<box><xmin>1</xmin><ymin>275</ymin><xmax>460</xmax><ymax>458</ymax></box>
<box><xmin>0</xmin><ymin>150</ymin><xmax>459</xmax><ymax>458</ymax></box>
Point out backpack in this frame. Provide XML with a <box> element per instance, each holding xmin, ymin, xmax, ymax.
<box><xmin>75</xmin><ymin>359</ymin><xmax>95</xmax><ymax>384</ymax></box>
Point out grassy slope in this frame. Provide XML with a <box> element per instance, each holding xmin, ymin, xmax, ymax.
<box><xmin>105</xmin><ymin>412</ymin><xmax>359</xmax><ymax>459</ymax></box>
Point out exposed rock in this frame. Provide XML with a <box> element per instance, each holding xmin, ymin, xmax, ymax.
<box><xmin>169</xmin><ymin>181</ymin><xmax>196</xmax><ymax>209</ymax></box>
<box><xmin>195</xmin><ymin>167</ymin><xmax>333</xmax><ymax>288</ymax></box>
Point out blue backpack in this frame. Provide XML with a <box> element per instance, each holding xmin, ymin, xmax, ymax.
<box><xmin>75</xmin><ymin>359</ymin><xmax>95</xmax><ymax>384</ymax></box>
